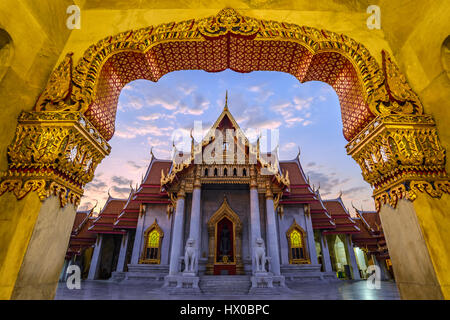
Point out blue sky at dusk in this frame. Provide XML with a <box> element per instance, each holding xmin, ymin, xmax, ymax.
<box><xmin>81</xmin><ymin>70</ymin><xmax>375</xmax><ymax>215</ymax></box>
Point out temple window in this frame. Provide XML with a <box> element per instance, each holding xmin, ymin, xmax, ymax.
<box><xmin>233</xmin><ymin>168</ymin><xmax>237</xmax><ymax>176</ymax></box>
<box><xmin>204</xmin><ymin>168</ymin><xmax>209</xmax><ymax>176</ymax></box>
<box><xmin>242</xmin><ymin>168</ymin><xmax>247</xmax><ymax>176</ymax></box>
<box><xmin>224</xmin><ymin>168</ymin><xmax>228</xmax><ymax>176</ymax></box>
<box><xmin>140</xmin><ymin>220</ymin><xmax>163</xmax><ymax>264</ymax></box>
<box><xmin>214</xmin><ymin>168</ymin><xmax>218</xmax><ymax>176</ymax></box>
<box><xmin>286</xmin><ymin>221</ymin><xmax>309</xmax><ymax>264</ymax></box>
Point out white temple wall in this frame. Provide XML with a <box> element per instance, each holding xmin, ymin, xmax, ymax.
<box><xmin>139</xmin><ymin>204</ymin><xmax>173</xmax><ymax>265</ymax></box>
<box><xmin>277</xmin><ymin>204</ymin><xmax>316</xmax><ymax>265</ymax></box>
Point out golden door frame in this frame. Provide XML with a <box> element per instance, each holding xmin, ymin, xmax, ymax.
<box><xmin>286</xmin><ymin>219</ymin><xmax>310</xmax><ymax>264</ymax></box>
<box><xmin>0</xmin><ymin>8</ymin><xmax>448</xmax><ymax>212</ymax></box>
<box><xmin>139</xmin><ymin>219</ymin><xmax>164</xmax><ymax>264</ymax></box>
<box><xmin>206</xmin><ymin>196</ymin><xmax>244</xmax><ymax>275</ymax></box>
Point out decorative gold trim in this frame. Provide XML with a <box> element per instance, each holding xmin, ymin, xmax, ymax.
<box><xmin>0</xmin><ymin>111</ymin><xmax>110</xmax><ymax>207</ymax></box>
<box><xmin>54</xmin><ymin>7</ymin><xmax>386</xmax><ymax>117</ymax></box>
<box><xmin>139</xmin><ymin>219</ymin><xmax>164</xmax><ymax>264</ymax></box>
<box><xmin>347</xmin><ymin>114</ymin><xmax>449</xmax><ymax>210</ymax></box>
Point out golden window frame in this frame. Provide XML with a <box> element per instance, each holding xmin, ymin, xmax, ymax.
<box><xmin>139</xmin><ymin>219</ymin><xmax>164</xmax><ymax>264</ymax></box>
<box><xmin>286</xmin><ymin>219</ymin><xmax>310</xmax><ymax>264</ymax></box>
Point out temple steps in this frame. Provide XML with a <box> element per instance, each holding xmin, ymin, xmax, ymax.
<box><xmin>199</xmin><ymin>275</ymin><xmax>251</xmax><ymax>295</ymax></box>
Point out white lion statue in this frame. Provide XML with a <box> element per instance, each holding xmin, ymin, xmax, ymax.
<box><xmin>253</xmin><ymin>237</ymin><xmax>267</xmax><ymax>273</ymax></box>
<box><xmin>184</xmin><ymin>238</ymin><xmax>197</xmax><ymax>273</ymax></box>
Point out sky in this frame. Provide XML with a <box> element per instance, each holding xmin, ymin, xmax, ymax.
<box><xmin>79</xmin><ymin>69</ymin><xmax>375</xmax><ymax>216</ymax></box>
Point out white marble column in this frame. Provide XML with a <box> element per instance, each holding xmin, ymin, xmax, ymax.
<box><xmin>116</xmin><ymin>232</ymin><xmax>129</xmax><ymax>272</ymax></box>
<box><xmin>265</xmin><ymin>187</ymin><xmax>281</xmax><ymax>276</ymax></box>
<box><xmin>169</xmin><ymin>186</ymin><xmax>186</xmax><ymax>275</ymax></box>
<box><xmin>249</xmin><ymin>172</ymin><xmax>262</xmax><ymax>274</ymax></box>
<box><xmin>344</xmin><ymin>234</ymin><xmax>361</xmax><ymax>280</ymax></box>
<box><xmin>186</xmin><ymin>177</ymin><xmax>201</xmax><ymax>273</ymax></box>
<box><xmin>304</xmin><ymin>206</ymin><xmax>318</xmax><ymax>264</ymax></box>
<box><xmin>88</xmin><ymin>234</ymin><xmax>103</xmax><ymax>280</ymax></box>
<box><xmin>130</xmin><ymin>206</ymin><xmax>146</xmax><ymax>264</ymax></box>
<box><xmin>319</xmin><ymin>231</ymin><xmax>333</xmax><ymax>272</ymax></box>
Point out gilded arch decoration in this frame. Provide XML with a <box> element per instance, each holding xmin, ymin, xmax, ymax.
<box><xmin>286</xmin><ymin>220</ymin><xmax>310</xmax><ymax>264</ymax></box>
<box><xmin>206</xmin><ymin>196</ymin><xmax>244</xmax><ymax>275</ymax></box>
<box><xmin>0</xmin><ymin>7</ymin><xmax>448</xmax><ymax>210</ymax></box>
<box><xmin>140</xmin><ymin>219</ymin><xmax>164</xmax><ymax>264</ymax></box>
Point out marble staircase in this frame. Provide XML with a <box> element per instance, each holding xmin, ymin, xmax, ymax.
<box><xmin>199</xmin><ymin>275</ymin><xmax>252</xmax><ymax>295</ymax></box>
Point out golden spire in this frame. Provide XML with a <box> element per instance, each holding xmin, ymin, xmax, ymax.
<box><xmin>224</xmin><ymin>90</ymin><xmax>229</xmax><ymax>111</ymax></box>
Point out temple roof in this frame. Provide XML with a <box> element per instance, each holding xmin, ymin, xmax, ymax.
<box><xmin>133</xmin><ymin>156</ymin><xmax>171</xmax><ymax>203</ymax></box>
<box><xmin>352</xmin><ymin>209</ymin><xmax>389</xmax><ymax>258</ymax></box>
<box><xmin>279</xmin><ymin>157</ymin><xmax>335</xmax><ymax>230</ymax></box>
<box><xmin>323</xmin><ymin>197</ymin><xmax>360</xmax><ymax>234</ymax></box>
<box><xmin>88</xmin><ymin>196</ymin><xmax>127</xmax><ymax>234</ymax></box>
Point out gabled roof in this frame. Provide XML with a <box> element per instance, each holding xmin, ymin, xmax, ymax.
<box><xmin>202</xmin><ymin>92</ymin><xmax>247</xmax><ymax>146</ymax></box>
<box><xmin>279</xmin><ymin>156</ymin><xmax>335</xmax><ymax>230</ymax></box>
<box><xmin>133</xmin><ymin>155</ymin><xmax>171</xmax><ymax>204</ymax></box>
<box><xmin>88</xmin><ymin>195</ymin><xmax>127</xmax><ymax>234</ymax></box>
<box><xmin>352</xmin><ymin>208</ymin><xmax>389</xmax><ymax>258</ymax></box>
<box><xmin>323</xmin><ymin>196</ymin><xmax>360</xmax><ymax>234</ymax></box>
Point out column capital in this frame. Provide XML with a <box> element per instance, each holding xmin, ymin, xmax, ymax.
<box><xmin>249</xmin><ymin>166</ymin><xmax>258</xmax><ymax>189</ymax></box>
<box><xmin>177</xmin><ymin>181</ymin><xmax>186</xmax><ymax>199</ymax></box>
<box><xmin>265</xmin><ymin>182</ymin><xmax>273</xmax><ymax>199</ymax></box>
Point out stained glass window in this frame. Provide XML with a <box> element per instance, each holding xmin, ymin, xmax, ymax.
<box><xmin>290</xmin><ymin>230</ymin><xmax>302</xmax><ymax>248</ymax></box>
<box><xmin>289</xmin><ymin>228</ymin><xmax>305</xmax><ymax>261</ymax></box>
<box><xmin>148</xmin><ymin>229</ymin><xmax>160</xmax><ymax>248</ymax></box>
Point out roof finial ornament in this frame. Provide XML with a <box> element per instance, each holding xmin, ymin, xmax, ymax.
<box><xmin>150</xmin><ymin>146</ymin><xmax>155</xmax><ymax>160</ymax></box>
<box><xmin>296</xmin><ymin>146</ymin><xmax>301</xmax><ymax>160</ymax></box>
<box><xmin>108</xmin><ymin>187</ymin><xmax>113</xmax><ymax>199</ymax></box>
<box><xmin>224</xmin><ymin>90</ymin><xmax>229</xmax><ymax>111</ymax></box>
<box><xmin>89</xmin><ymin>200</ymin><xmax>98</xmax><ymax>215</ymax></box>
<box><xmin>338</xmin><ymin>190</ymin><xmax>343</xmax><ymax>199</ymax></box>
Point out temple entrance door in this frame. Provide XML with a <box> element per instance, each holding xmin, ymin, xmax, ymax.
<box><xmin>206</xmin><ymin>197</ymin><xmax>244</xmax><ymax>275</ymax></box>
<box><xmin>214</xmin><ymin>217</ymin><xmax>236</xmax><ymax>275</ymax></box>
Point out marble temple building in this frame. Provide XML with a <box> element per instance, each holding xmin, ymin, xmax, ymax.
<box><xmin>63</xmin><ymin>99</ymin><xmax>393</xmax><ymax>294</ymax></box>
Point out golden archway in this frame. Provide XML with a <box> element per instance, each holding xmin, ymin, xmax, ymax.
<box><xmin>206</xmin><ymin>196</ymin><xmax>244</xmax><ymax>275</ymax></box>
<box><xmin>286</xmin><ymin>220</ymin><xmax>310</xmax><ymax>264</ymax></box>
<box><xmin>0</xmin><ymin>7</ymin><xmax>448</xmax><ymax>213</ymax></box>
<box><xmin>139</xmin><ymin>219</ymin><xmax>164</xmax><ymax>264</ymax></box>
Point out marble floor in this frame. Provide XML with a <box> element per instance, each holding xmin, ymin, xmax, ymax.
<box><xmin>55</xmin><ymin>279</ymin><xmax>400</xmax><ymax>300</ymax></box>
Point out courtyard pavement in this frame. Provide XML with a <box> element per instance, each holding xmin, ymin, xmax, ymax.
<box><xmin>55</xmin><ymin>279</ymin><xmax>400</xmax><ymax>300</ymax></box>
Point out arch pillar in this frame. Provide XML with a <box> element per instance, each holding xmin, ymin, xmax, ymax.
<box><xmin>0</xmin><ymin>111</ymin><xmax>110</xmax><ymax>299</ymax></box>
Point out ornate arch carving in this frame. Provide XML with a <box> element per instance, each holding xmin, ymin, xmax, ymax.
<box><xmin>140</xmin><ymin>219</ymin><xmax>164</xmax><ymax>264</ymax></box>
<box><xmin>286</xmin><ymin>219</ymin><xmax>310</xmax><ymax>264</ymax></box>
<box><xmin>35</xmin><ymin>7</ymin><xmax>423</xmax><ymax>141</ymax></box>
<box><xmin>0</xmin><ymin>8</ymin><xmax>448</xmax><ymax>210</ymax></box>
<box><xmin>206</xmin><ymin>196</ymin><xmax>244</xmax><ymax>275</ymax></box>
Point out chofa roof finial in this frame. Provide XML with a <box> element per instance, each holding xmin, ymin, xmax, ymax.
<box><xmin>150</xmin><ymin>146</ymin><xmax>155</xmax><ymax>160</ymax></box>
<box><xmin>296</xmin><ymin>146</ymin><xmax>301</xmax><ymax>160</ymax></box>
<box><xmin>224</xmin><ymin>90</ymin><xmax>229</xmax><ymax>110</ymax></box>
